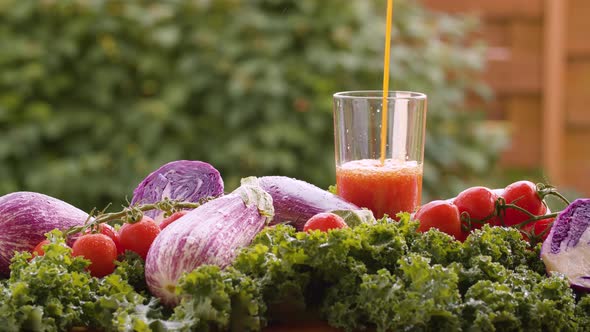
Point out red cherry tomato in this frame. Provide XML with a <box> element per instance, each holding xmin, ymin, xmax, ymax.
<box><xmin>415</xmin><ymin>200</ymin><xmax>462</xmax><ymax>240</ymax></box>
<box><xmin>453</xmin><ymin>186</ymin><xmax>498</xmax><ymax>231</ymax></box>
<box><xmin>521</xmin><ymin>216</ymin><xmax>554</xmax><ymax>243</ymax></box>
<box><xmin>87</xmin><ymin>224</ymin><xmax>124</xmax><ymax>256</ymax></box>
<box><xmin>72</xmin><ymin>233</ymin><xmax>117</xmax><ymax>278</ymax></box>
<box><xmin>118</xmin><ymin>216</ymin><xmax>160</xmax><ymax>260</ymax></box>
<box><xmin>303</xmin><ymin>213</ymin><xmax>348</xmax><ymax>232</ymax></box>
<box><xmin>160</xmin><ymin>210</ymin><xmax>189</xmax><ymax>230</ymax></box>
<box><xmin>499</xmin><ymin>181</ymin><xmax>544</xmax><ymax>227</ymax></box>
<box><xmin>32</xmin><ymin>239</ymin><xmax>51</xmax><ymax>257</ymax></box>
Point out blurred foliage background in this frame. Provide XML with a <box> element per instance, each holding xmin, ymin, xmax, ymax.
<box><xmin>0</xmin><ymin>0</ymin><xmax>506</xmax><ymax>211</ymax></box>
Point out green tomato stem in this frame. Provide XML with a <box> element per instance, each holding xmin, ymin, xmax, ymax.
<box><xmin>65</xmin><ymin>199</ymin><xmax>203</xmax><ymax>236</ymax></box>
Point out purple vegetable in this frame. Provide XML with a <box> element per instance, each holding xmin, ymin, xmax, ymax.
<box><xmin>131</xmin><ymin>160</ymin><xmax>224</xmax><ymax>224</ymax></box>
<box><xmin>259</xmin><ymin>176</ymin><xmax>358</xmax><ymax>230</ymax></box>
<box><xmin>145</xmin><ymin>177</ymin><xmax>273</xmax><ymax>306</ymax></box>
<box><xmin>541</xmin><ymin>198</ymin><xmax>590</xmax><ymax>290</ymax></box>
<box><xmin>0</xmin><ymin>192</ymin><xmax>88</xmax><ymax>276</ymax></box>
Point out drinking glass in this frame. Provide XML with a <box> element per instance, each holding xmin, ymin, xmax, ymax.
<box><xmin>333</xmin><ymin>91</ymin><xmax>427</xmax><ymax>219</ymax></box>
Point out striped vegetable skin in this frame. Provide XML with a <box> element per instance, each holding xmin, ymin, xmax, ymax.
<box><xmin>131</xmin><ymin>160</ymin><xmax>224</xmax><ymax>224</ymax></box>
<box><xmin>0</xmin><ymin>192</ymin><xmax>88</xmax><ymax>276</ymax></box>
<box><xmin>259</xmin><ymin>176</ymin><xmax>358</xmax><ymax>230</ymax></box>
<box><xmin>144</xmin><ymin>177</ymin><xmax>274</xmax><ymax>306</ymax></box>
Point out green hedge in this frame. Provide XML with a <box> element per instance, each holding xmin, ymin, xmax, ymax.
<box><xmin>0</xmin><ymin>0</ymin><xmax>503</xmax><ymax>210</ymax></box>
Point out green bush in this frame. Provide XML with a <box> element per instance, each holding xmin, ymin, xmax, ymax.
<box><xmin>0</xmin><ymin>0</ymin><xmax>503</xmax><ymax>210</ymax></box>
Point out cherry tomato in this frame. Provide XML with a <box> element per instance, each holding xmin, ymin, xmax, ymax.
<box><xmin>118</xmin><ymin>216</ymin><xmax>160</xmax><ymax>260</ymax></box>
<box><xmin>303</xmin><ymin>213</ymin><xmax>348</xmax><ymax>232</ymax></box>
<box><xmin>160</xmin><ymin>210</ymin><xmax>189</xmax><ymax>230</ymax></box>
<box><xmin>499</xmin><ymin>181</ymin><xmax>544</xmax><ymax>227</ymax></box>
<box><xmin>32</xmin><ymin>239</ymin><xmax>51</xmax><ymax>257</ymax></box>
<box><xmin>87</xmin><ymin>224</ymin><xmax>124</xmax><ymax>256</ymax></box>
<box><xmin>415</xmin><ymin>200</ymin><xmax>462</xmax><ymax>240</ymax></box>
<box><xmin>453</xmin><ymin>186</ymin><xmax>498</xmax><ymax>231</ymax></box>
<box><xmin>521</xmin><ymin>216</ymin><xmax>554</xmax><ymax>243</ymax></box>
<box><xmin>72</xmin><ymin>233</ymin><xmax>117</xmax><ymax>278</ymax></box>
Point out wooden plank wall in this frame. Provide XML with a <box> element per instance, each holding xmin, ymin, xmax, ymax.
<box><xmin>421</xmin><ymin>0</ymin><xmax>590</xmax><ymax>195</ymax></box>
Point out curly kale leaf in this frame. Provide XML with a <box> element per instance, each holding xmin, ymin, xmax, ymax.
<box><xmin>0</xmin><ymin>231</ymin><xmax>94</xmax><ymax>331</ymax></box>
<box><xmin>234</xmin><ymin>225</ymin><xmax>311</xmax><ymax>321</ymax></box>
<box><xmin>462</xmin><ymin>225</ymin><xmax>530</xmax><ymax>270</ymax></box>
<box><xmin>575</xmin><ymin>294</ymin><xmax>590</xmax><ymax>330</ymax></box>
<box><xmin>450</xmin><ymin>255</ymin><xmax>510</xmax><ymax>295</ymax></box>
<box><xmin>0</xmin><ymin>230</ymin><xmax>151</xmax><ymax>332</ymax></box>
<box><xmin>114</xmin><ymin>251</ymin><xmax>149</xmax><ymax>294</ymax></box>
<box><xmin>323</xmin><ymin>254</ymin><xmax>461</xmax><ymax>332</ymax></box>
<box><xmin>462</xmin><ymin>270</ymin><xmax>576</xmax><ymax>332</ymax></box>
<box><xmin>408</xmin><ymin>228</ymin><xmax>463</xmax><ymax>265</ymax></box>
<box><xmin>524</xmin><ymin>242</ymin><xmax>547</xmax><ymax>276</ymax></box>
<box><xmin>170</xmin><ymin>265</ymin><xmax>266</xmax><ymax>332</ymax></box>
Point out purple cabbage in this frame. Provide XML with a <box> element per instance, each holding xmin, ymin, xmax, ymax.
<box><xmin>541</xmin><ymin>198</ymin><xmax>590</xmax><ymax>290</ymax></box>
<box><xmin>0</xmin><ymin>192</ymin><xmax>88</xmax><ymax>276</ymax></box>
<box><xmin>130</xmin><ymin>160</ymin><xmax>224</xmax><ymax>223</ymax></box>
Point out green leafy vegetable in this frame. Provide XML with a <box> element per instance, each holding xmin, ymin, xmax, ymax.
<box><xmin>0</xmin><ymin>230</ymin><xmax>149</xmax><ymax>331</ymax></box>
<box><xmin>171</xmin><ymin>266</ymin><xmax>266</xmax><ymax>332</ymax></box>
<box><xmin>0</xmin><ymin>213</ymin><xmax>587</xmax><ymax>331</ymax></box>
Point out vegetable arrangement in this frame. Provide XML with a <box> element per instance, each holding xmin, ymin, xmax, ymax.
<box><xmin>1</xmin><ymin>160</ymin><xmax>590</xmax><ymax>332</ymax></box>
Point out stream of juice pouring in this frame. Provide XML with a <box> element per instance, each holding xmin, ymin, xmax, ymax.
<box><xmin>379</xmin><ymin>0</ymin><xmax>394</xmax><ymax>165</ymax></box>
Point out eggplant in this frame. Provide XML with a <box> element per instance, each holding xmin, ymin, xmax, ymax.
<box><xmin>259</xmin><ymin>176</ymin><xmax>359</xmax><ymax>230</ymax></box>
<box><xmin>131</xmin><ymin>160</ymin><xmax>224</xmax><ymax>224</ymax></box>
<box><xmin>541</xmin><ymin>198</ymin><xmax>590</xmax><ymax>290</ymax></box>
<box><xmin>0</xmin><ymin>192</ymin><xmax>88</xmax><ymax>276</ymax></box>
<box><xmin>144</xmin><ymin>177</ymin><xmax>273</xmax><ymax>306</ymax></box>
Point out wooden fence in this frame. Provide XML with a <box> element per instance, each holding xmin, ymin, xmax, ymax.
<box><xmin>422</xmin><ymin>0</ymin><xmax>590</xmax><ymax>196</ymax></box>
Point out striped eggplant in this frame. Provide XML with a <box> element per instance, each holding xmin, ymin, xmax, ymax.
<box><xmin>259</xmin><ymin>176</ymin><xmax>358</xmax><ymax>230</ymax></box>
<box><xmin>145</xmin><ymin>177</ymin><xmax>273</xmax><ymax>306</ymax></box>
<box><xmin>0</xmin><ymin>192</ymin><xmax>88</xmax><ymax>276</ymax></box>
<box><xmin>131</xmin><ymin>160</ymin><xmax>224</xmax><ymax>224</ymax></box>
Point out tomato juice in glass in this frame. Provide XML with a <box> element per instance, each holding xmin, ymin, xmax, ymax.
<box><xmin>333</xmin><ymin>91</ymin><xmax>427</xmax><ymax>219</ymax></box>
<box><xmin>336</xmin><ymin>159</ymin><xmax>422</xmax><ymax>219</ymax></box>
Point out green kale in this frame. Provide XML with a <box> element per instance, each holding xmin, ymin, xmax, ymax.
<box><xmin>408</xmin><ymin>228</ymin><xmax>463</xmax><ymax>265</ymax></box>
<box><xmin>462</xmin><ymin>280</ymin><xmax>523</xmax><ymax>331</ymax></box>
<box><xmin>323</xmin><ymin>254</ymin><xmax>461</xmax><ymax>332</ymax></box>
<box><xmin>114</xmin><ymin>251</ymin><xmax>149</xmax><ymax>294</ymax></box>
<box><xmin>0</xmin><ymin>230</ymin><xmax>150</xmax><ymax>332</ymax></box>
<box><xmin>451</xmin><ymin>255</ymin><xmax>509</xmax><ymax>295</ymax></box>
<box><xmin>462</xmin><ymin>225</ymin><xmax>530</xmax><ymax>270</ymax></box>
<box><xmin>524</xmin><ymin>243</ymin><xmax>547</xmax><ymax>276</ymax></box>
<box><xmin>0</xmin><ymin>231</ymin><xmax>94</xmax><ymax>331</ymax></box>
<box><xmin>234</xmin><ymin>226</ymin><xmax>311</xmax><ymax>321</ymax></box>
<box><xmin>321</xmin><ymin>273</ymin><xmax>368</xmax><ymax>332</ymax></box>
<box><xmin>171</xmin><ymin>265</ymin><xmax>266</xmax><ymax>332</ymax></box>
<box><xmin>462</xmin><ymin>269</ymin><xmax>576</xmax><ymax>332</ymax></box>
<box><xmin>574</xmin><ymin>294</ymin><xmax>590</xmax><ymax>330</ymax></box>
<box><xmin>527</xmin><ymin>275</ymin><xmax>577</xmax><ymax>331</ymax></box>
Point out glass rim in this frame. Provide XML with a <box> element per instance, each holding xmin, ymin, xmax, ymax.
<box><xmin>333</xmin><ymin>90</ymin><xmax>427</xmax><ymax>100</ymax></box>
